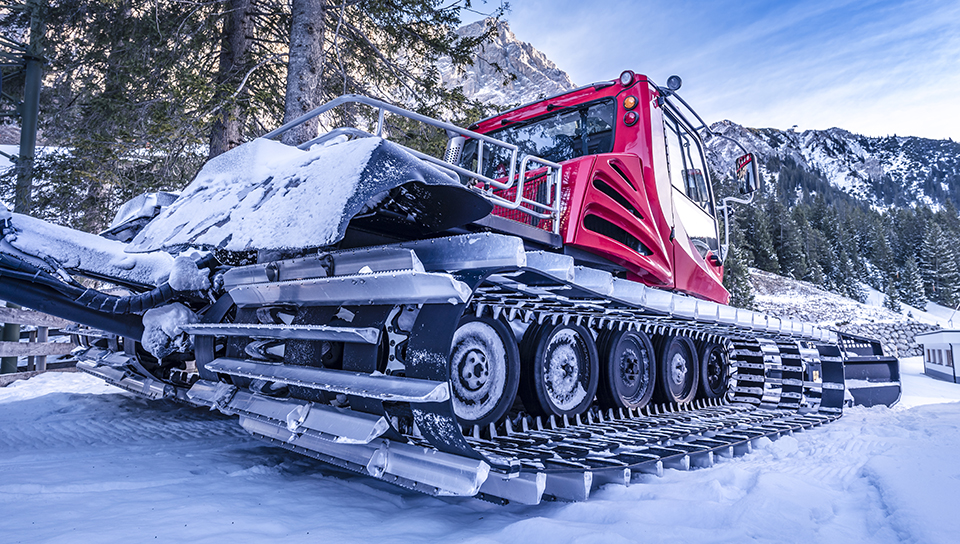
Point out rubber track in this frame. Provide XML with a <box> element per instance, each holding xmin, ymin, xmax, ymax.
<box><xmin>81</xmin><ymin>241</ymin><xmax>850</xmax><ymax>499</ymax></box>
<box><xmin>377</xmin><ymin>283</ymin><xmax>846</xmax><ymax>487</ymax></box>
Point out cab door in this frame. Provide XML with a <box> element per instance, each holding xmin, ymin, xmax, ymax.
<box><xmin>663</xmin><ymin>112</ymin><xmax>728</xmax><ymax>303</ymax></box>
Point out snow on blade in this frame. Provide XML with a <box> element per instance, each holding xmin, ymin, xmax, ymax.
<box><xmin>1</xmin><ymin>211</ymin><xmax>174</xmax><ymax>286</ymax></box>
<box><xmin>128</xmin><ymin>137</ymin><xmax>400</xmax><ymax>253</ymax></box>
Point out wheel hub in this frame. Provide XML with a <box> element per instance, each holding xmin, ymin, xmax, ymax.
<box><xmin>542</xmin><ymin>329</ymin><xmax>592</xmax><ymax>411</ymax></box>
<box><xmin>670</xmin><ymin>352</ymin><xmax>688</xmax><ymax>387</ymax></box>
<box><xmin>707</xmin><ymin>351</ymin><xmax>723</xmax><ymax>389</ymax></box>
<box><xmin>460</xmin><ymin>349</ymin><xmax>490</xmax><ymax>391</ymax></box>
<box><xmin>546</xmin><ymin>343</ymin><xmax>580</xmax><ymax>398</ymax></box>
<box><xmin>619</xmin><ymin>348</ymin><xmax>640</xmax><ymax>386</ymax></box>
<box><xmin>449</xmin><ymin>320</ymin><xmax>509</xmax><ymax>422</ymax></box>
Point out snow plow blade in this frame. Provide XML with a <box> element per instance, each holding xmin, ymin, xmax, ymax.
<box><xmin>839</xmin><ymin>332</ymin><xmax>901</xmax><ymax>407</ymax></box>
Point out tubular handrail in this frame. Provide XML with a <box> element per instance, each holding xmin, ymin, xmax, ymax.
<box><xmin>262</xmin><ymin>95</ymin><xmax>563</xmax><ymax>234</ymax></box>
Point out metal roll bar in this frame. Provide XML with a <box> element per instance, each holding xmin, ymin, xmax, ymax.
<box><xmin>263</xmin><ymin>95</ymin><xmax>563</xmax><ymax>234</ymax></box>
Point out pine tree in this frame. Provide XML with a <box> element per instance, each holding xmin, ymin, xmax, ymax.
<box><xmin>936</xmin><ymin>229</ymin><xmax>960</xmax><ymax>307</ymax></box>
<box><xmin>867</xmin><ymin>215</ymin><xmax>895</xmax><ymax>290</ymax></box>
<box><xmin>898</xmin><ymin>256</ymin><xmax>927</xmax><ymax>309</ymax></box>
<box><xmin>738</xmin><ymin>193</ymin><xmax>779</xmax><ymax>273</ymax></box>
<box><xmin>721</xmin><ymin>212</ymin><xmax>755</xmax><ymax>309</ymax></box>
<box><xmin>920</xmin><ymin>221</ymin><xmax>941</xmax><ymax>300</ymax></box>
<box><xmin>0</xmin><ymin>1</ymin><xmax>507</xmax><ymax>226</ymax></box>
<box><xmin>766</xmin><ymin>198</ymin><xmax>805</xmax><ymax>279</ymax></box>
<box><xmin>209</xmin><ymin>0</ymin><xmax>259</xmax><ymax>158</ymax></box>
<box><xmin>792</xmin><ymin>204</ymin><xmax>826</xmax><ymax>285</ymax></box>
<box><xmin>0</xmin><ymin>0</ymin><xmax>228</xmax><ymax>231</ymax></box>
<box><xmin>883</xmin><ymin>273</ymin><xmax>902</xmax><ymax>312</ymax></box>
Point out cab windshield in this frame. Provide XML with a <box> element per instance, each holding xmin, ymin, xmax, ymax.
<box><xmin>462</xmin><ymin>99</ymin><xmax>616</xmax><ymax>179</ymax></box>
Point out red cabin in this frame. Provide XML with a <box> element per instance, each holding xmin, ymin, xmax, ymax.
<box><xmin>460</xmin><ymin>71</ymin><xmax>729</xmax><ymax>304</ymax></box>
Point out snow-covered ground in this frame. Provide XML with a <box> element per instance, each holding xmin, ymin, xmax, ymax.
<box><xmin>2</xmin><ymin>359</ymin><xmax>959</xmax><ymax>544</ymax></box>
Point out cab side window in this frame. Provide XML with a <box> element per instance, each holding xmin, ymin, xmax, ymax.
<box><xmin>664</xmin><ymin>114</ymin><xmax>713</xmax><ymax>215</ymax></box>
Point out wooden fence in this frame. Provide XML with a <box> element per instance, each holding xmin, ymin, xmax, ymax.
<box><xmin>0</xmin><ymin>307</ymin><xmax>78</xmax><ymax>372</ymax></box>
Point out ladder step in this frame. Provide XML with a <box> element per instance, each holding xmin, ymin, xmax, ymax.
<box><xmin>228</xmin><ymin>269</ymin><xmax>472</xmax><ymax>308</ymax></box>
<box><xmin>206</xmin><ymin>358</ymin><xmax>449</xmax><ymax>403</ymax></box>
<box><xmin>182</xmin><ymin>323</ymin><xmax>381</xmax><ymax>344</ymax></box>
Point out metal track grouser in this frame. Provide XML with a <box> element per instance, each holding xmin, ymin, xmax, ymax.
<box><xmin>0</xmin><ymin>71</ymin><xmax>900</xmax><ymax>504</ymax></box>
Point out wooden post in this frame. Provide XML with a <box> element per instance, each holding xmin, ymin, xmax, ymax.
<box><xmin>0</xmin><ymin>308</ymin><xmax>76</xmax><ymax>370</ymax></box>
<box><xmin>0</xmin><ymin>303</ymin><xmax>19</xmax><ymax>374</ymax></box>
<box><xmin>36</xmin><ymin>326</ymin><xmax>48</xmax><ymax>371</ymax></box>
<box><xmin>27</xmin><ymin>329</ymin><xmax>37</xmax><ymax>371</ymax></box>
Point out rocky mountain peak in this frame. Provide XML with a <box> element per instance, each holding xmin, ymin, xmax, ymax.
<box><xmin>440</xmin><ymin>18</ymin><xmax>576</xmax><ymax>106</ymax></box>
<box><xmin>705</xmin><ymin>120</ymin><xmax>960</xmax><ymax>208</ymax></box>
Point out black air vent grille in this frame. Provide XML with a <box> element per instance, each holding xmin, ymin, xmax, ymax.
<box><xmin>592</xmin><ymin>178</ymin><xmax>643</xmax><ymax>220</ymax></box>
<box><xmin>583</xmin><ymin>214</ymin><xmax>651</xmax><ymax>255</ymax></box>
<box><xmin>608</xmin><ymin>160</ymin><xmax>637</xmax><ymax>192</ymax></box>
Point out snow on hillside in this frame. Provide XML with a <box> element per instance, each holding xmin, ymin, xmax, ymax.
<box><xmin>750</xmin><ymin>268</ymin><xmax>902</xmax><ymax>327</ymax></box>
<box><xmin>750</xmin><ymin>268</ymin><xmax>958</xmax><ymax>328</ymax></box>
<box><xmin>1</xmin><ymin>362</ymin><xmax>959</xmax><ymax>544</ymax></box>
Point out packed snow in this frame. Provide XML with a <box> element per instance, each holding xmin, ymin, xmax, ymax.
<box><xmin>167</xmin><ymin>255</ymin><xmax>212</xmax><ymax>292</ymax></box>
<box><xmin>1</xmin><ymin>357</ymin><xmax>958</xmax><ymax>544</ymax></box>
<box><xmin>141</xmin><ymin>303</ymin><xmax>199</xmax><ymax>359</ymax></box>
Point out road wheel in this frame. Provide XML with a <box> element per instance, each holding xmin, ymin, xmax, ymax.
<box><xmin>655</xmin><ymin>335</ymin><xmax>699</xmax><ymax>404</ymax></box>
<box><xmin>596</xmin><ymin>329</ymin><xmax>656</xmax><ymax>409</ymax></box>
<box><xmin>449</xmin><ymin>316</ymin><xmax>520</xmax><ymax>427</ymax></box>
<box><xmin>519</xmin><ymin>323</ymin><xmax>599</xmax><ymax>417</ymax></box>
<box><xmin>698</xmin><ymin>342</ymin><xmax>728</xmax><ymax>399</ymax></box>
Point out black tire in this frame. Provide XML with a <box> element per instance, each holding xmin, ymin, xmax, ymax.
<box><xmin>698</xmin><ymin>342</ymin><xmax>728</xmax><ymax>399</ymax></box>
<box><xmin>519</xmin><ymin>322</ymin><xmax>599</xmax><ymax>417</ymax></box>
<box><xmin>448</xmin><ymin>316</ymin><xmax>520</xmax><ymax>427</ymax></box>
<box><xmin>654</xmin><ymin>335</ymin><xmax>699</xmax><ymax>404</ymax></box>
<box><xmin>596</xmin><ymin>329</ymin><xmax>656</xmax><ymax>409</ymax></box>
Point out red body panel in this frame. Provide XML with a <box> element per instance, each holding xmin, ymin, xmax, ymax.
<box><xmin>478</xmin><ymin>74</ymin><xmax>730</xmax><ymax>304</ymax></box>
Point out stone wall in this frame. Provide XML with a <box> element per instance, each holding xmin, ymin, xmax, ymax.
<box><xmin>836</xmin><ymin>322</ymin><xmax>941</xmax><ymax>358</ymax></box>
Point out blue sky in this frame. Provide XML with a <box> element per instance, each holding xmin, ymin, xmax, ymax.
<box><xmin>464</xmin><ymin>0</ymin><xmax>960</xmax><ymax>140</ymax></box>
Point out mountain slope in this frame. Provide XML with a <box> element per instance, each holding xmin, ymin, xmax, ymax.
<box><xmin>705</xmin><ymin>121</ymin><xmax>960</xmax><ymax>209</ymax></box>
<box><xmin>439</xmin><ymin>19</ymin><xmax>576</xmax><ymax>106</ymax></box>
<box><xmin>750</xmin><ymin>268</ymin><xmax>940</xmax><ymax>357</ymax></box>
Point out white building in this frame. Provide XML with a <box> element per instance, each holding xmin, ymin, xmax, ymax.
<box><xmin>915</xmin><ymin>330</ymin><xmax>959</xmax><ymax>383</ymax></box>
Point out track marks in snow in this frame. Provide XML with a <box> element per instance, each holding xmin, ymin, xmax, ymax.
<box><xmin>0</xmin><ymin>392</ymin><xmax>246</xmax><ymax>453</ymax></box>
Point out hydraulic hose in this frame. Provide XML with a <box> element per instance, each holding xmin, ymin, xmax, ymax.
<box><xmin>0</xmin><ymin>252</ymin><xmax>217</xmax><ymax>339</ymax></box>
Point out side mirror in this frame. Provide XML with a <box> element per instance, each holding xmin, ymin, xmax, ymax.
<box><xmin>735</xmin><ymin>153</ymin><xmax>759</xmax><ymax>194</ymax></box>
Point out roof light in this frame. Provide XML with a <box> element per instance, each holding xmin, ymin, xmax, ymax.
<box><xmin>619</xmin><ymin>70</ymin><xmax>635</xmax><ymax>87</ymax></box>
<box><xmin>623</xmin><ymin>111</ymin><xmax>639</xmax><ymax>126</ymax></box>
<box><xmin>623</xmin><ymin>96</ymin><xmax>638</xmax><ymax>110</ymax></box>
